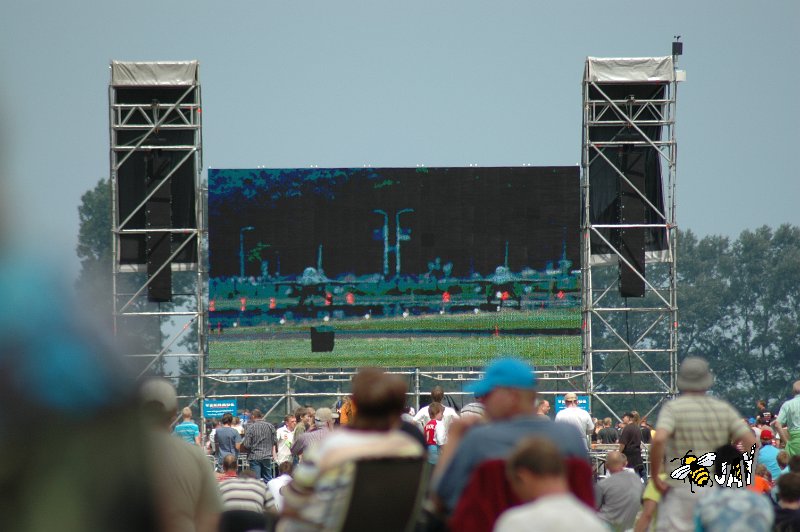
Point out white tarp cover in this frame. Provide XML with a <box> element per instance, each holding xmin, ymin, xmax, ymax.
<box><xmin>111</xmin><ymin>61</ymin><xmax>198</xmax><ymax>86</ymax></box>
<box><xmin>589</xmin><ymin>249</ymin><xmax>671</xmax><ymax>266</ymax></box>
<box><xmin>586</xmin><ymin>56</ymin><xmax>673</xmax><ymax>83</ymax></box>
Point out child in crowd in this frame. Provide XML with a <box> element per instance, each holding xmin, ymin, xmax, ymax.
<box><xmin>424</xmin><ymin>402</ymin><xmax>446</xmax><ymax>465</ymax></box>
<box><xmin>748</xmin><ymin>464</ymin><xmax>773</xmax><ymax>495</ymax></box>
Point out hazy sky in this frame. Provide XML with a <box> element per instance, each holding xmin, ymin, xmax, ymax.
<box><xmin>1</xmin><ymin>0</ymin><xmax>798</xmax><ymax>279</ymax></box>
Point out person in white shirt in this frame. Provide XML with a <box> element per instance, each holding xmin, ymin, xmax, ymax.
<box><xmin>554</xmin><ymin>392</ymin><xmax>594</xmax><ymax>448</ymax></box>
<box><xmin>267</xmin><ymin>461</ymin><xmax>293</xmax><ymax>512</ymax></box>
<box><xmin>274</xmin><ymin>415</ymin><xmax>297</xmax><ymax>465</ymax></box>
<box><xmin>496</xmin><ymin>436</ymin><xmax>606</xmax><ymax>532</ymax></box>
<box><xmin>414</xmin><ymin>386</ymin><xmax>460</xmax><ymax>444</ymax></box>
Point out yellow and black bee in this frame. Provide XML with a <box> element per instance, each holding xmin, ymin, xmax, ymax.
<box><xmin>670</xmin><ymin>450</ymin><xmax>715</xmax><ymax>493</ymax></box>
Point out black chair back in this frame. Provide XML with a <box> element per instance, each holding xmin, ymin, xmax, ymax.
<box><xmin>335</xmin><ymin>456</ymin><xmax>427</xmax><ymax>532</ymax></box>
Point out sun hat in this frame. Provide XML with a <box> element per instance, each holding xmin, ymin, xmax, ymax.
<box><xmin>677</xmin><ymin>357</ymin><xmax>714</xmax><ymax>392</ymax></box>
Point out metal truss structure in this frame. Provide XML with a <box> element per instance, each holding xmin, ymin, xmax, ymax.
<box><xmin>109</xmin><ymin>52</ymin><xmax>682</xmax><ymax>424</ymax></box>
<box><xmin>109</xmin><ymin>61</ymin><xmax>206</xmax><ymax>401</ymax></box>
<box><xmin>581</xmin><ymin>53</ymin><xmax>683</xmax><ymax>420</ymax></box>
<box><xmin>200</xmin><ymin>367</ymin><xmax>591</xmax><ymax>417</ymax></box>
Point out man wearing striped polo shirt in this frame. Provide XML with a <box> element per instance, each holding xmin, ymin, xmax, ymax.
<box><xmin>241</xmin><ymin>409</ymin><xmax>276</xmax><ymax>483</ymax></box>
<box><xmin>218</xmin><ymin>459</ymin><xmax>276</xmax><ymax>515</ymax></box>
<box><xmin>650</xmin><ymin>357</ymin><xmax>756</xmax><ymax>532</ymax></box>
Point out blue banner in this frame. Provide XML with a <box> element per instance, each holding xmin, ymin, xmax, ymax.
<box><xmin>203</xmin><ymin>398</ymin><xmax>238</xmax><ymax>419</ymax></box>
<box><xmin>554</xmin><ymin>394</ymin><xmax>590</xmax><ymax>414</ymax></box>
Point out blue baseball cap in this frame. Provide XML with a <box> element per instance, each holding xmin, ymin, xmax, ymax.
<box><xmin>466</xmin><ymin>358</ymin><xmax>537</xmax><ymax>398</ymax></box>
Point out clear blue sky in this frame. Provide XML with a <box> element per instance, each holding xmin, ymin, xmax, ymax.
<box><xmin>1</xmin><ymin>0</ymin><xmax>798</xmax><ymax>278</ymax></box>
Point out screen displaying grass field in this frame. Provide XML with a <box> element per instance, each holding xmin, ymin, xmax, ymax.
<box><xmin>208</xmin><ymin>166</ymin><xmax>581</xmax><ymax>369</ymax></box>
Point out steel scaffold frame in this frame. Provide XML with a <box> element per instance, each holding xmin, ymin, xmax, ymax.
<box><xmin>200</xmin><ymin>367</ymin><xmax>592</xmax><ymax>415</ymax></box>
<box><xmin>109</xmin><ymin>61</ymin><xmax>207</xmax><ymax>408</ymax></box>
<box><xmin>109</xmin><ymin>54</ymin><xmax>682</xmax><ymax>421</ymax></box>
<box><xmin>581</xmin><ymin>53</ymin><xmax>682</xmax><ymax>420</ymax></box>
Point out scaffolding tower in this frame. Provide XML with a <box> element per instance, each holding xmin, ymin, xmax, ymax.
<box><xmin>109</xmin><ymin>61</ymin><xmax>206</xmax><ymax>402</ymax></box>
<box><xmin>581</xmin><ymin>53</ymin><xmax>684</xmax><ymax>419</ymax></box>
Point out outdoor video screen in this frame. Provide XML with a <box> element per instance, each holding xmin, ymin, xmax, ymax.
<box><xmin>208</xmin><ymin>167</ymin><xmax>581</xmax><ymax>369</ymax></box>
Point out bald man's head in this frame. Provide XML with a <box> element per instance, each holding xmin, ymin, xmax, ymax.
<box><xmin>605</xmin><ymin>451</ymin><xmax>628</xmax><ymax>473</ymax></box>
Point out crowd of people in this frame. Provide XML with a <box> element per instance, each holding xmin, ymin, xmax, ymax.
<box><xmin>126</xmin><ymin>356</ymin><xmax>800</xmax><ymax>531</ymax></box>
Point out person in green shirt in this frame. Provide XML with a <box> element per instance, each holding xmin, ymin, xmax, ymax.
<box><xmin>775</xmin><ymin>381</ymin><xmax>800</xmax><ymax>457</ymax></box>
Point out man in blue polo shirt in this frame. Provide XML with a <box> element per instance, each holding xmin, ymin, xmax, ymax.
<box><xmin>432</xmin><ymin>357</ymin><xmax>589</xmax><ymax>515</ymax></box>
<box><xmin>173</xmin><ymin>407</ymin><xmax>201</xmax><ymax>446</ymax></box>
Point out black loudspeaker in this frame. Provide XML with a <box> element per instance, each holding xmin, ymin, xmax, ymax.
<box><xmin>145</xmin><ymin>150</ymin><xmax>173</xmax><ymax>302</ymax></box>
<box><xmin>310</xmin><ymin>327</ymin><xmax>335</xmax><ymax>352</ymax></box>
<box><xmin>115</xmin><ymin>85</ymin><xmax>199</xmax><ymax>302</ymax></box>
<box><xmin>587</xmin><ymin>83</ymin><xmax>668</xmax><ymax>262</ymax></box>
<box><xmin>618</xmin><ymin>146</ymin><xmax>646</xmax><ymax>297</ymax></box>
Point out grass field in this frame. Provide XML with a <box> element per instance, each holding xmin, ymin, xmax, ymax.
<box><xmin>208</xmin><ymin>334</ymin><xmax>582</xmax><ymax>369</ymax></box>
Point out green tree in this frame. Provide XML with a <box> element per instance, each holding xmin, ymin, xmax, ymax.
<box><xmin>677</xmin><ymin>225</ymin><xmax>800</xmax><ymax>412</ymax></box>
<box><xmin>76</xmin><ymin>179</ymin><xmax>113</xmax><ymax>319</ymax></box>
<box><xmin>75</xmin><ymin>178</ymin><xmax>165</xmax><ymax>374</ymax></box>
<box><xmin>589</xmin><ymin>226</ymin><xmax>800</xmax><ymax>418</ymax></box>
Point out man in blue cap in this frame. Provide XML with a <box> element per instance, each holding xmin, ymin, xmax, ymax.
<box><xmin>431</xmin><ymin>357</ymin><xmax>590</xmax><ymax>516</ymax></box>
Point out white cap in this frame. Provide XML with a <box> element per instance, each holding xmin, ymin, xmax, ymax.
<box><xmin>139</xmin><ymin>378</ymin><xmax>178</xmax><ymax>412</ymax></box>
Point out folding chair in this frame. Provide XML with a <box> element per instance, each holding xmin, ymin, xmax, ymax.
<box><xmin>322</xmin><ymin>456</ymin><xmax>428</xmax><ymax>532</ymax></box>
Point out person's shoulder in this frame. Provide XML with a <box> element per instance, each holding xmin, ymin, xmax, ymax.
<box><xmin>514</xmin><ymin>416</ymin><xmax>586</xmax><ymax>449</ymax></box>
<box><xmin>669</xmin><ymin>394</ymin><xmax>729</xmax><ymax>415</ymax></box>
<box><xmin>760</xmin><ymin>444</ymin><xmax>779</xmax><ymax>457</ymax></box>
<box><xmin>167</xmin><ymin>431</ymin><xmax>211</xmax><ymax>463</ymax></box>
<box><xmin>548</xmin><ymin>417</ymin><xmax>587</xmax><ymax>439</ymax></box>
<box><xmin>494</xmin><ymin>507</ymin><xmax>529</xmax><ymax>531</ymax></box>
<box><xmin>221</xmin><ymin>476</ymin><xmax>266</xmax><ymax>492</ymax></box>
<box><xmin>620</xmin><ymin>468</ymin><xmax>644</xmax><ymax>487</ymax></box>
<box><xmin>554</xmin><ymin>495</ymin><xmax>608</xmax><ymax>528</ymax></box>
<box><xmin>595</xmin><ymin>473</ymin><xmax>613</xmax><ymax>490</ymax></box>
<box><xmin>554</xmin><ymin>410</ymin><xmax>572</xmax><ymax>423</ymax></box>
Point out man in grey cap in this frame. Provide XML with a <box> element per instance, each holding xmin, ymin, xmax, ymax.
<box><xmin>291</xmin><ymin>407</ymin><xmax>337</xmax><ymax>458</ymax></box>
<box><xmin>649</xmin><ymin>357</ymin><xmax>756</xmax><ymax>532</ymax></box>
<box><xmin>140</xmin><ymin>378</ymin><xmax>222</xmax><ymax>532</ymax></box>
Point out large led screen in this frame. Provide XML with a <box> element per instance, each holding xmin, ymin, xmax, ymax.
<box><xmin>208</xmin><ymin>167</ymin><xmax>581</xmax><ymax>369</ymax></box>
